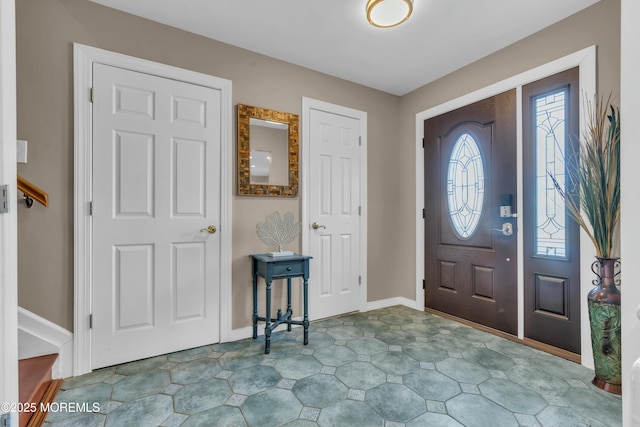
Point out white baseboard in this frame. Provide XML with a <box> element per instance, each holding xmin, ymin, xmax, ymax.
<box><xmin>367</xmin><ymin>297</ymin><xmax>419</xmax><ymax>311</ymax></box>
<box><xmin>18</xmin><ymin>307</ymin><xmax>73</xmax><ymax>379</ymax></box>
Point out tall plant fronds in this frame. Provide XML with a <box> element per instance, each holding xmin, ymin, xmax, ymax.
<box><xmin>550</xmin><ymin>94</ymin><xmax>620</xmax><ymax>258</ymax></box>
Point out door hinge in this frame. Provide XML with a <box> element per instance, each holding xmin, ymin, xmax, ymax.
<box><xmin>358</xmin><ymin>206</ymin><xmax>361</xmax><ymax>216</ymax></box>
<box><xmin>422</xmin><ymin>208</ymin><xmax>425</xmax><ymax>219</ymax></box>
<box><xmin>422</xmin><ymin>137</ymin><xmax>425</xmax><ymax>148</ymax></box>
<box><xmin>1</xmin><ymin>412</ymin><xmax>13</xmax><ymax>427</ymax></box>
<box><xmin>89</xmin><ymin>314</ymin><xmax>93</xmax><ymax>329</ymax></box>
<box><xmin>359</xmin><ymin>276</ymin><xmax>362</xmax><ymax>286</ymax></box>
<box><xmin>0</xmin><ymin>185</ymin><xmax>9</xmax><ymax>214</ymax></box>
<box><xmin>89</xmin><ymin>201</ymin><xmax>93</xmax><ymax>216</ymax></box>
<box><xmin>359</xmin><ymin>136</ymin><xmax>362</xmax><ymax>146</ymax></box>
<box><xmin>90</xmin><ymin>87</ymin><xmax>95</xmax><ymax>103</ymax></box>
<box><xmin>423</xmin><ymin>279</ymin><xmax>426</xmax><ymax>290</ymax></box>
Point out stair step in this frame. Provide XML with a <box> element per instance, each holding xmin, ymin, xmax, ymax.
<box><xmin>18</xmin><ymin>354</ymin><xmax>59</xmax><ymax>427</ymax></box>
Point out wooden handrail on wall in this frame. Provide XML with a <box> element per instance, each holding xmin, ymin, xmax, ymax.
<box><xmin>17</xmin><ymin>175</ymin><xmax>49</xmax><ymax>207</ymax></box>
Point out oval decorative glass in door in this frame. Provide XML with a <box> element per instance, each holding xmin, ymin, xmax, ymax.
<box><xmin>447</xmin><ymin>132</ymin><xmax>485</xmax><ymax>239</ymax></box>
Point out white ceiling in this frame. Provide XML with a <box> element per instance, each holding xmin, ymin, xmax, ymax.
<box><xmin>89</xmin><ymin>0</ymin><xmax>600</xmax><ymax>96</ymax></box>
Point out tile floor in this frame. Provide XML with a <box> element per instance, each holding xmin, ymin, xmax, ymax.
<box><xmin>44</xmin><ymin>306</ymin><xmax>621</xmax><ymax>426</ymax></box>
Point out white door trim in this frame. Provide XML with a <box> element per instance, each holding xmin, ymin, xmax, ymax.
<box><xmin>415</xmin><ymin>45</ymin><xmax>596</xmax><ymax>367</ymax></box>
<box><xmin>301</xmin><ymin>98</ymin><xmax>368</xmax><ymax>315</ymax></box>
<box><xmin>73</xmin><ymin>44</ymin><xmax>233</xmax><ymax>376</ymax></box>
<box><xmin>0</xmin><ymin>0</ymin><xmax>19</xmax><ymax>416</ymax></box>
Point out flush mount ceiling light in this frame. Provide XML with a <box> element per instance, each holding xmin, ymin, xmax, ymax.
<box><xmin>366</xmin><ymin>0</ymin><xmax>413</xmax><ymax>28</ymax></box>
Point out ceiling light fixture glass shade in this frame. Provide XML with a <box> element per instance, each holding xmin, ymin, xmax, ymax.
<box><xmin>366</xmin><ymin>0</ymin><xmax>413</xmax><ymax>28</ymax></box>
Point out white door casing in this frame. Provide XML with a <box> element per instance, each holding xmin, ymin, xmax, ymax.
<box><xmin>91</xmin><ymin>64</ymin><xmax>221</xmax><ymax>368</ymax></box>
<box><xmin>302</xmin><ymin>98</ymin><xmax>367</xmax><ymax>320</ymax></box>
<box><xmin>74</xmin><ymin>44</ymin><xmax>232</xmax><ymax>375</ymax></box>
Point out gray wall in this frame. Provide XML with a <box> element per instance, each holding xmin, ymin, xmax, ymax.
<box><xmin>15</xmin><ymin>0</ymin><xmax>401</xmax><ymax>331</ymax></box>
<box><xmin>15</xmin><ymin>0</ymin><xmax>620</xmax><ymax>333</ymax></box>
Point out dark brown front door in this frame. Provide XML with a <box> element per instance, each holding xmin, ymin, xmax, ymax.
<box><xmin>522</xmin><ymin>68</ymin><xmax>581</xmax><ymax>354</ymax></box>
<box><xmin>424</xmin><ymin>90</ymin><xmax>517</xmax><ymax>335</ymax></box>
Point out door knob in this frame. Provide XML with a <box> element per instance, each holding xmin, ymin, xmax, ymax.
<box><xmin>311</xmin><ymin>222</ymin><xmax>326</xmax><ymax>230</ymax></box>
<box><xmin>200</xmin><ymin>225</ymin><xmax>217</xmax><ymax>234</ymax></box>
<box><xmin>492</xmin><ymin>222</ymin><xmax>513</xmax><ymax>236</ymax></box>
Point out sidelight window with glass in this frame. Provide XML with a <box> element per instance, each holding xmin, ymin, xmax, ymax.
<box><xmin>534</xmin><ymin>89</ymin><xmax>568</xmax><ymax>258</ymax></box>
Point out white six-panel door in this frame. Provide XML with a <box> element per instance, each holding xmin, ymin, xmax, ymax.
<box><xmin>91</xmin><ymin>63</ymin><xmax>221</xmax><ymax>368</ymax></box>
<box><xmin>308</xmin><ymin>108</ymin><xmax>362</xmax><ymax>320</ymax></box>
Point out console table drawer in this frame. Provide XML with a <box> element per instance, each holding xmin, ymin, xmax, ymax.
<box><xmin>271</xmin><ymin>262</ymin><xmax>304</xmax><ymax>277</ymax></box>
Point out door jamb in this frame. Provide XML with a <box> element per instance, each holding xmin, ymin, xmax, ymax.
<box><xmin>0</xmin><ymin>0</ymin><xmax>19</xmax><ymax>415</ymax></box>
<box><xmin>301</xmin><ymin>97</ymin><xmax>368</xmax><ymax>317</ymax></box>
<box><xmin>415</xmin><ymin>46</ymin><xmax>596</xmax><ymax>367</ymax></box>
<box><xmin>73</xmin><ymin>44</ymin><xmax>233</xmax><ymax>376</ymax></box>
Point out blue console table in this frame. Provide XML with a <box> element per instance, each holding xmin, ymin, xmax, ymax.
<box><xmin>250</xmin><ymin>253</ymin><xmax>312</xmax><ymax>354</ymax></box>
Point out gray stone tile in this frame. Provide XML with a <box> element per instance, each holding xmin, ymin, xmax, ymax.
<box><xmin>462</xmin><ymin>347</ymin><xmax>515</xmax><ymax>371</ymax></box>
<box><xmin>242</xmin><ymin>388</ymin><xmax>302</xmax><ymax>427</ymax></box>
<box><xmin>111</xmin><ymin>370</ymin><xmax>171</xmax><ymax>402</ymax></box>
<box><xmin>350</xmin><ymin>319</ymin><xmax>390</xmax><ymax>334</ymax></box>
<box><xmin>167</xmin><ymin>345</ymin><xmax>212</xmax><ymax>362</ymax></box>
<box><xmin>335</xmin><ymin>361</ymin><xmax>387</xmax><ymax>390</ymax></box>
<box><xmin>160</xmin><ymin>413</ymin><xmax>189</xmax><ymax>427</ymax></box>
<box><xmin>404</xmin><ymin>369</ymin><xmax>460</xmax><ymax>401</ymax></box>
<box><xmin>506</xmin><ymin>364</ymin><xmax>571</xmax><ymax>396</ymax></box>
<box><xmin>479</xmin><ymin>378</ymin><xmax>547</xmax><ymax>414</ymax></box>
<box><xmin>451</xmin><ymin>326</ymin><xmax>497</xmax><ymax>343</ymax></box>
<box><xmin>347</xmin><ymin>336</ymin><xmax>388</xmax><ymax>355</ymax></box>
<box><xmin>105</xmin><ymin>394</ymin><xmax>174</xmax><ymax>427</ymax></box>
<box><xmin>275</xmin><ymin>354</ymin><xmax>322</xmax><ymax>379</ymax></box>
<box><xmin>437</xmin><ymin>358</ymin><xmax>490</xmax><ymax>384</ymax></box>
<box><xmin>46</xmin><ymin>306</ymin><xmax>621</xmax><ymax>427</ymax></box>
<box><xmin>170</xmin><ymin>357</ymin><xmax>221</xmax><ymax>384</ymax></box>
<box><xmin>182</xmin><ymin>405</ymin><xmax>247</xmax><ymax>427</ymax></box>
<box><xmin>317</xmin><ymin>400</ymin><xmax>384</xmax><ymax>427</ymax></box>
<box><xmin>402</xmin><ymin>341</ymin><xmax>448</xmax><ymax>363</ymax></box>
<box><xmin>219</xmin><ymin>350</ymin><xmax>265</xmax><ymax>371</ymax></box>
<box><xmin>293</xmin><ymin>374</ymin><xmax>348</xmax><ymax>408</ymax></box>
<box><xmin>46</xmin><ymin>383</ymin><xmax>113</xmax><ymax>423</ymax></box>
<box><xmin>313</xmin><ymin>345</ymin><xmax>358</xmax><ymax>366</ymax></box>
<box><xmin>43</xmin><ymin>412</ymin><xmax>106</xmax><ymax>427</ymax></box>
<box><xmin>375</xmin><ymin>329</ymin><xmax>415</xmax><ymax>346</ymax></box>
<box><xmin>228</xmin><ymin>365</ymin><xmax>281</xmax><ymax>395</ymax></box>
<box><xmin>378</xmin><ymin>313</ymin><xmax>412</xmax><ymax>325</ymax></box>
<box><xmin>365</xmin><ymin>383</ymin><xmax>426</xmax><ymax>422</ymax></box>
<box><xmin>446</xmin><ymin>393</ymin><xmax>518</xmax><ymax>427</ymax></box>
<box><xmin>300</xmin><ymin>407</ymin><xmax>321</xmax><ymax>421</ymax></box>
<box><xmin>407</xmin><ymin>412</ymin><xmax>464</xmax><ymax>427</ymax></box>
<box><xmin>536</xmin><ymin>406</ymin><xmax>606</xmax><ymax>427</ymax></box>
<box><xmin>400</xmin><ymin>322</ymin><xmax>440</xmax><ymax>337</ymax></box>
<box><xmin>371</xmin><ymin>351</ymin><xmax>419</xmax><ymax>375</ymax></box>
<box><xmin>326</xmin><ymin>325</ymin><xmax>363</xmax><ymax>341</ymax></box>
<box><xmin>61</xmin><ymin>367</ymin><xmax>116</xmax><ymax>390</ymax></box>
<box><xmin>562</xmin><ymin>387</ymin><xmax>622</xmax><ymax>426</ymax></box>
<box><xmin>115</xmin><ymin>355</ymin><xmax>167</xmax><ymax>376</ymax></box>
<box><xmin>173</xmin><ymin>378</ymin><xmax>232</xmax><ymax>414</ymax></box>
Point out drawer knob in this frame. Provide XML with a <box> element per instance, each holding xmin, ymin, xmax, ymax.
<box><xmin>287</xmin><ymin>267</ymin><xmax>292</xmax><ymax>271</ymax></box>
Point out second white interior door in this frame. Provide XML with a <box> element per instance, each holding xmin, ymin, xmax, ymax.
<box><xmin>308</xmin><ymin>107</ymin><xmax>362</xmax><ymax>320</ymax></box>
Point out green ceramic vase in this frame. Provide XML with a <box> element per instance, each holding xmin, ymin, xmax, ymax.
<box><xmin>587</xmin><ymin>257</ymin><xmax>621</xmax><ymax>394</ymax></box>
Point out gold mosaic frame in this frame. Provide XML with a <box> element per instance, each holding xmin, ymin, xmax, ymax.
<box><xmin>237</xmin><ymin>104</ymin><xmax>299</xmax><ymax>197</ymax></box>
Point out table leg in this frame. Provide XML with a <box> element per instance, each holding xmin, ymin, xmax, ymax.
<box><xmin>303</xmin><ymin>277</ymin><xmax>309</xmax><ymax>345</ymax></box>
<box><xmin>252</xmin><ymin>273</ymin><xmax>258</xmax><ymax>339</ymax></box>
<box><xmin>287</xmin><ymin>277</ymin><xmax>292</xmax><ymax>331</ymax></box>
<box><xmin>265</xmin><ymin>279</ymin><xmax>272</xmax><ymax>354</ymax></box>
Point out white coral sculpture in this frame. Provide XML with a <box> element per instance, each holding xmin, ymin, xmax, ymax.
<box><xmin>256</xmin><ymin>211</ymin><xmax>301</xmax><ymax>252</ymax></box>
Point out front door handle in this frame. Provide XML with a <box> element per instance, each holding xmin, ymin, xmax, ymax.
<box><xmin>200</xmin><ymin>225</ymin><xmax>217</xmax><ymax>234</ymax></box>
<box><xmin>311</xmin><ymin>222</ymin><xmax>326</xmax><ymax>230</ymax></box>
<box><xmin>492</xmin><ymin>222</ymin><xmax>513</xmax><ymax>236</ymax></box>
